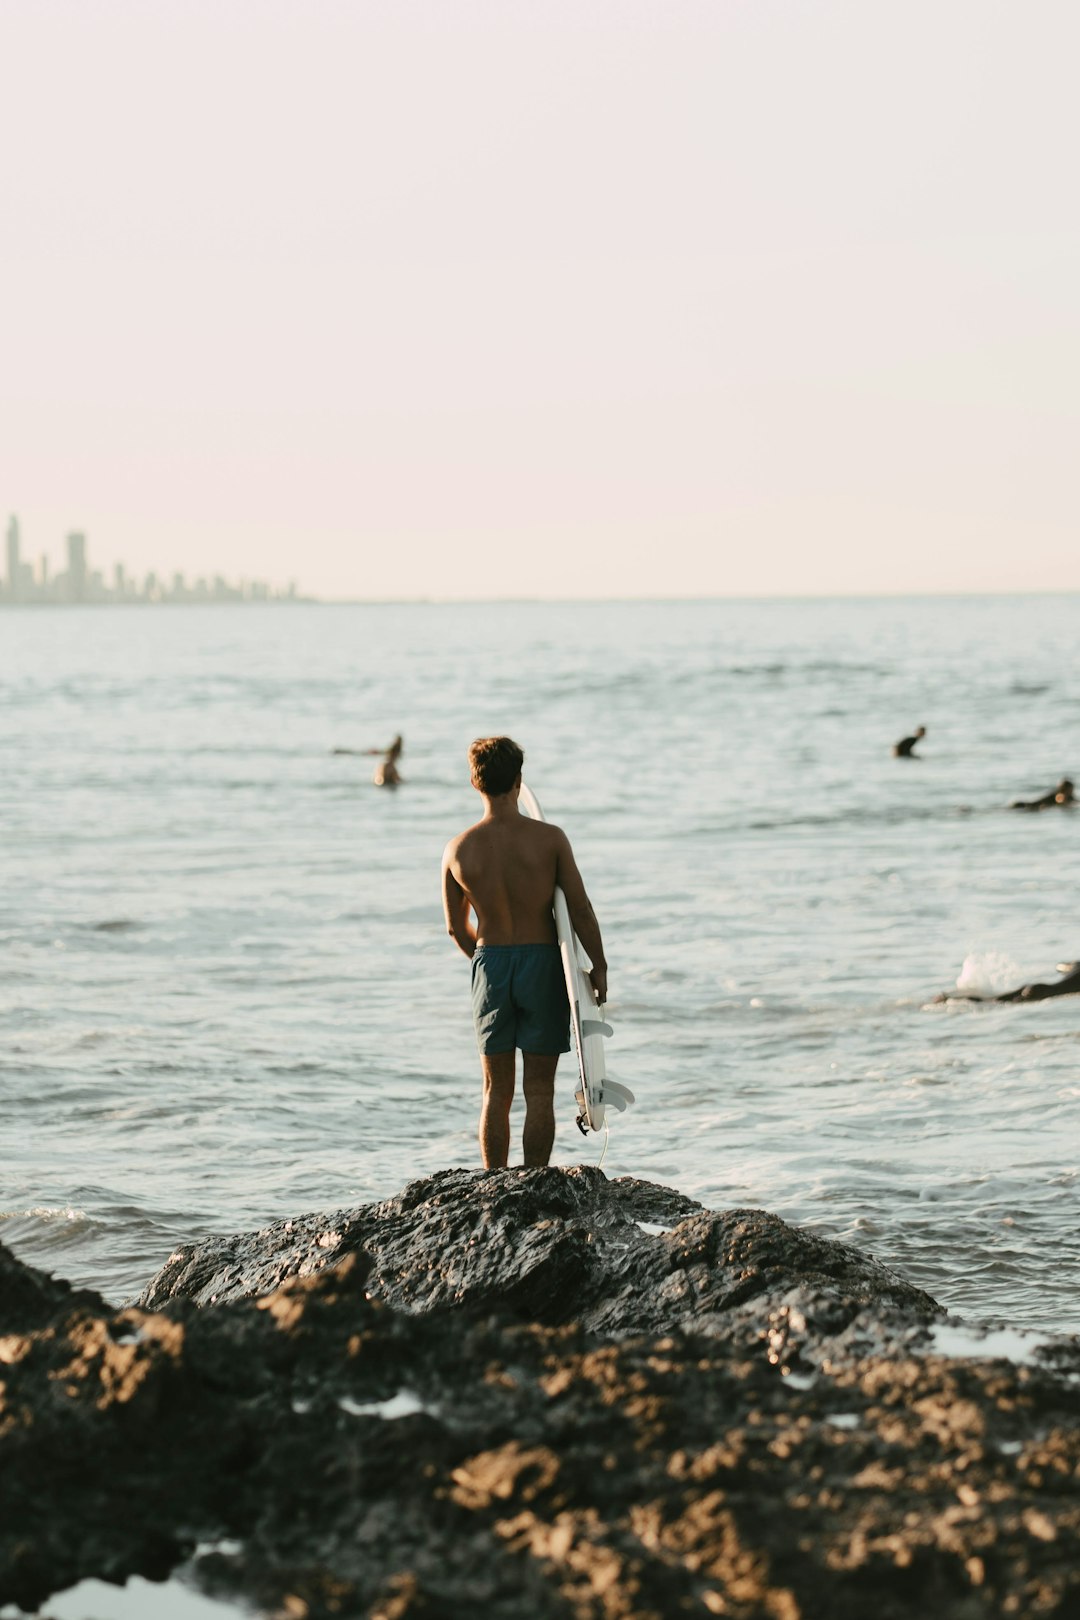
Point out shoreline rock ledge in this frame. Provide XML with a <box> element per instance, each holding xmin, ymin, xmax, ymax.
<box><xmin>1</xmin><ymin>1167</ymin><xmax>1077</xmax><ymax>1620</ymax></box>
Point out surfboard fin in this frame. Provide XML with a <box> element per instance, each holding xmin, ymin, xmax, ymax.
<box><xmin>601</xmin><ymin>1079</ymin><xmax>635</xmax><ymax>1106</ymax></box>
<box><xmin>574</xmin><ymin>1077</ymin><xmax>634</xmax><ymax>1129</ymax></box>
<box><xmin>580</xmin><ymin>1018</ymin><xmax>614</xmax><ymax>1038</ymax></box>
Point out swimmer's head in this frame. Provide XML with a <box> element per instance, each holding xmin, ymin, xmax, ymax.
<box><xmin>915</xmin><ymin>726</ymin><xmax>926</xmax><ymax>738</ymax></box>
<box><xmin>469</xmin><ymin>736</ymin><xmax>524</xmax><ymax>797</ymax></box>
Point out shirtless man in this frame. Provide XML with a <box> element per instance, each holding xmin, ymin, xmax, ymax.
<box><xmin>442</xmin><ymin>736</ymin><xmax>607</xmax><ymax>1169</ymax></box>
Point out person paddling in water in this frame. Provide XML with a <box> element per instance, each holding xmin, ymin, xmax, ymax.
<box><xmin>331</xmin><ymin>734</ymin><xmax>404</xmax><ymax>786</ymax></box>
<box><xmin>370</xmin><ymin>734</ymin><xmax>403</xmax><ymax>788</ymax></box>
<box><xmin>1009</xmin><ymin>777</ymin><xmax>1074</xmax><ymax>811</ymax></box>
<box><xmin>892</xmin><ymin>725</ymin><xmax>926</xmax><ymax>758</ymax></box>
<box><xmin>935</xmin><ymin>961</ymin><xmax>1080</xmax><ymax>1003</ymax></box>
<box><xmin>441</xmin><ymin>736</ymin><xmax>607</xmax><ymax>1169</ymax></box>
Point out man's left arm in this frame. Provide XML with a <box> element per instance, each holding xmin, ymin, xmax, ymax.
<box><xmin>442</xmin><ymin>846</ymin><xmax>477</xmax><ymax>959</ymax></box>
<box><xmin>554</xmin><ymin>830</ymin><xmax>608</xmax><ymax>1004</ymax></box>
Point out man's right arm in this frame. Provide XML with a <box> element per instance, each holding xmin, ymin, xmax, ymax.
<box><xmin>554</xmin><ymin>829</ymin><xmax>608</xmax><ymax>1005</ymax></box>
<box><xmin>442</xmin><ymin>843</ymin><xmax>477</xmax><ymax>959</ymax></box>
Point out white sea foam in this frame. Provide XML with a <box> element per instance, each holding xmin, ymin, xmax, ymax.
<box><xmin>339</xmin><ymin>1391</ymin><xmax>428</xmax><ymax>1420</ymax></box>
<box><xmin>954</xmin><ymin>950</ymin><xmax>1024</xmax><ymax>998</ymax></box>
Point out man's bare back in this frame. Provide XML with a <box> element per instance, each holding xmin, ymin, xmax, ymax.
<box><xmin>445</xmin><ymin>813</ymin><xmax>601</xmax><ymax>953</ymax></box>
<box><xmin>445</xmin><ymin>814</ymin><xmax>559</xmax><ymax>947</ymax></box>
<box><xmin>444</xmin><ymin>807</ymin><xmax>606</xmax><ymax>995</ymax></box>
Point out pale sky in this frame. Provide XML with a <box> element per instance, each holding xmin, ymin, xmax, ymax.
<box><xmin>3</xmin><ymin>1</ymin><xmax>1079</xmax><ymax>600</ymax></box>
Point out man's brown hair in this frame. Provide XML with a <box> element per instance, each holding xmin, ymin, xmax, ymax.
<box><xmin>469</xmin><ymin>736</ymin><xmax>524</xmax><ymax>797</ymax></box>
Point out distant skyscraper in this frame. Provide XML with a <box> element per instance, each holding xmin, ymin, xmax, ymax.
<box><xmin>67</xmin><ymin>532</ymin><xmax>87</xmax><ymax>602</ymax></box>
<box><xmin>0</xmin><ymin>521</ymin><xmax>298</xmax><ymax>606</ymax></box>
<box><xmin>6</xmin><ymin>515</ymin><xmax>21</xmax><ymax>603</ymax></box>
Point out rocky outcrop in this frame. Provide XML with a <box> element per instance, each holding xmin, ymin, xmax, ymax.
<box><xmin>2</xmin><ymin>1168</ymin><xmax>1079</xmax><ymax>1619</ymax></box>
<box><xmin>138</xmin><ymin>1166</ymin><xmax>941</xmax><ymax>1354</ymax></box>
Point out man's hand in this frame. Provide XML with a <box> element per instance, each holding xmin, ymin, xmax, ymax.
<box><xmin>588</xmin><ymin>966</ymin><xmax>608</xmax><ymax>1006</ymax></box>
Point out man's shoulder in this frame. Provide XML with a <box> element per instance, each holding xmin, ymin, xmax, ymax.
<box><xmin>443</xmin><ymin>821</ymin><xmax>481</xmax><ymax>859</ymax></box>
<box><xmin>517</xmin><ymin>817</ymin><xmax>565</xmax><ymax>844</ymax></box>
<box><xmin>446</xmin><ymin>816</ymin><xmax>496</xmax><ymax>850</ymax></box>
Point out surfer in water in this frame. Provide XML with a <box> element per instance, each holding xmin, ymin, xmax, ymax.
<box><xmin>330</xmin><ymin>734</ymin><xmax>404</xmax><ymax>787</ymax></box>
<box><xmin>442</xmin><ymin>736</ymin><xmax>607</xmax><ymax>1170</ymax></box>
<box><xmin>934</xmin><ymin>961</ymin><xmax>1080</xmax><ymax>1003</ymax></box>
<box><xmin>1008</xmin><ymin>777</ymin><xmax>1074</xmax><ymax>811</ymax></box>
<box><xmin>371</xmin><ymin>734</ymin><xmax>404</xmax><ymax>788</ymax></box>
<box><xmin>892</xmin><ymin>725</ymin><xmax>926</xmax><ymax>758</ymax></box>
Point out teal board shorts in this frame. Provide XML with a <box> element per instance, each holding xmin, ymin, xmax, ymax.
<box><xmin>471</xmin><ymin>944</ymin><xmax>571</xmax><ymax>1056</ymax></box>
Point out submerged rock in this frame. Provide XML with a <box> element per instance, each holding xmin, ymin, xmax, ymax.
<box><xmin>2</xmin><ymin>1168</ymin><xmax>1079</xmax><ymax>1619</ymax></box>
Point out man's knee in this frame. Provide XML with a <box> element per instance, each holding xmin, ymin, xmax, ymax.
<box><xmin>482</xmin><ymin>1052</ymin><xmax>516</xmax><ymax>1093</ymax></box>
<box><xmin>522</xmin><ymin>1053</ymin><xmax>557</xmax><ymax>1099</ymax></box>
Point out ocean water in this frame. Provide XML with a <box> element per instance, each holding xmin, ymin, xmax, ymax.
<box><xmin>1</xmin><ymin>597</ymin><xmax>1078</xmax><ymax>1332</ymax></box>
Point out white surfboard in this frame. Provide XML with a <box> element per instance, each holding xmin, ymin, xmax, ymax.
<box><xmin>518</xmin><ymin>782</ymin><xmax>633</xmax><ymax>1133</ymax></box>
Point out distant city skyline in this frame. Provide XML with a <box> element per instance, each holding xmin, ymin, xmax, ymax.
<box><xmin>1</xmin><ymin>516</ymin><xmax>303</xmax><ymax>606</ymax></box>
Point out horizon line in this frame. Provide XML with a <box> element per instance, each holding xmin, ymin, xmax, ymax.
<box><xmin>314</xmin><ymin>586</ymin><xmax>1080</xmax><ymax>605</ymax></box>
<box><xmin>4</xmin><ymin>586</ymin><xmax>1080</xmax><ymax>608</ymax></box>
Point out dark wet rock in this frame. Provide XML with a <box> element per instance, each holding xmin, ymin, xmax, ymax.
<box><xmin>0</xmin><ymin>1238</ymin><xmax>104</xmax><ymax>1334</ymax></box>
<box><xmin>3</xmin><ymin>1168</ymin><xmax>1080</xmax><ymax>1619</ymax></box>
<box><xmin>138</xmin><ymin>1166</ymin><xmax>941</xmax><ymax>1355</ymax></box>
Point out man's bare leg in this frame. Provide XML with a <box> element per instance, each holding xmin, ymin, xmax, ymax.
<box><xmin>479</xmin><ymin>1052</ymin><xmax>515</xmax><ymax>1167</ymax></box>
<box><xmin>522</xmin><ymin>1053</ymin><xmax>558</xmax><ymax>1167</ymax></box>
